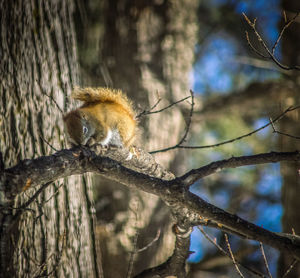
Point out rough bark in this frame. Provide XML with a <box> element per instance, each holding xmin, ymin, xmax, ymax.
<box><xmin>278</xmin><ymin>1</ymin><xmax>300</xmax><ymax>276</ymax></box>
<box><xmin>2</xmin><ymin>147</ymin><xmax>300</xmax><ymax>260</ymax></box>
<box><xmin>0</xmin><ymin>1</ymin><xmax>99</xmax><ymax>277</ymax></box>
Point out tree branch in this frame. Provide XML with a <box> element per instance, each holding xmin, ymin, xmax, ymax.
<box><xmin>198</xmin><ymin>227</ymin><xmax>265</xmax><ymax>277</ymax></box>
<box><xmin>134</xmin><ymin>224</ymin><xmax>192</xmax><ymax>278</ymax></box>
<box><xmin>172</xmin><ymin>105</ymin><xmax>299</xmax><ymax>150</ymax></box>
<box><xmin>178</xmin><ymin>151</ymin><xmax>300</xmax><ymax>186</ymax></box>
<box><xmin>243</xmin><ymin>12</ymin><xmax>300</xmax><ymax>71</ymax></box>
<box><xmin>1</xmin><ymin>147</ymin><xmax>300</xmax><ymax>261</ymax></box>
<box><xmin>150</xmin><ymin>89</ymin><xmax>195</xmax><ymax>154</ymax></box>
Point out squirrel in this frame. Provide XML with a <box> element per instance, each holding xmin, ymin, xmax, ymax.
<box><xmin>63</xmin><ymin>87</ymin><xmax>136</xmax><ymax>148</ymax></box>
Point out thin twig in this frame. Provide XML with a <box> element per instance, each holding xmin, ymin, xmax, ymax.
<box><xmin>39</xmin><ymin>134</ymin><xmax>58</xmax><ymax>152</ymax></box>
<box><xmin>243</xmin><ymin>12</ymin><xmax>300</xmax><ymax>71</ymax></box>
<box><xmin>137</xmin><ymin>97</ymin><xmax>162</xmax><ymax>118</ymax></box>
<box><xmin>270</xmin><ymin>116</ymin><xmax>300</xmax><ymax>139</ymax></box>
<box><xmin>137</xmin><ymin>229</ymin><xmax>161</xmax><ymax>253</ymax></box>
<box><xmin>143</xmin><ymin>96</ymin><xmax>190</xmax><ymax>116</ymax></box>
<box><xmin>272</xmin><ymin>12</ymin><xmax>300</xmax><ymax>54</ymax></box>
<box><xmin>245</xmin><ymin>30</ymin><xmax>269</xmax><ymax>59</ymax></box>
<box><xmin>137</xmin><ymin>95</ymin><xmax>191</xmax><ymax>118</ymax></box>
<box><xmin>0</xmin><ymin>204</ymin><xmax>36</xmax><ymax>214</ymax></box>
<box><xmin>259</xmin><ymin>242</ymin><xmax>272</xmax><ymax>278</ymax></box>
<box><xmin>14</xmin><ymin>181</ymin><xmax>53</xmax><ymax>212</ymax></box>
<box><xmin>42</xmin><ymin>90</ymin><xmax>64</xmax><ymax>114</ymax></box>
<box><xmin>282</xmin><ymin>259</ymin><xmax>298</xmax><ymax>277</ymax></box>
<box><xmin>44</xmin><ymin>183</ymin><xmax>63</xmax><ymax>203</ymax></box>
<box><xmin>151</xmin><ymin>105</ymin><xmax>299</xmax><ymax>152</ymax></box>
<box><xmin>225</xmin><ymin>234</ymin><xmax>245</xmax><ymax>278</ymax></box>
<box><xmin>273</xmin><ymin>130</ymin><xmax>300</xmax><ymax>140</ymax></box>
<box><xmin>198</xmin><ymin>227</ymin><xmax>266</xmax><ymax>277</ymax></box>
<box><xmin>150</xmin><ymin>89</ymin><xmax>195</xmax><ymax>154</ymax></box>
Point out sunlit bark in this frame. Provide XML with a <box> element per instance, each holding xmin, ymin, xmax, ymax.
<box><xmin>0</xmin><ymin>1</ymin><xmax>100</xmax><ymax>277</ymax></box>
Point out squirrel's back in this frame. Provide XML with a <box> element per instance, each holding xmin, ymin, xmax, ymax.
<box><xmin>72</xmin><ymin>87</ymin><xmax>135</xmax><ymax>118</ymax></box>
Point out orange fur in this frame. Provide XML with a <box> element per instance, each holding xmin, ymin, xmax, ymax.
<box><xmin>80</xmin><ymin>102</ymin><xmax>136</xmax><ymax>146</ymax></box>
<box><xmin>64</xmin><ymin>87</ymin><xmax>136</xmax><ymax>147</ymax></box>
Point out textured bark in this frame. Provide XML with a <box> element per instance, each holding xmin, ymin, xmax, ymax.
<box><xmin>277</xmin><ymin>1</ymin><xmax>300</xmax><ymax>277</ymax></box>
<box><xmin>75</xmin><ymin>0</ymin><xmax>198</xmax><ymax>276</ymax></box>
<box><xmin>3</xmin><ymin>147</ymin><xmax>300</xmax><ymax>261</ymax></box>
<box><xmin>0</xmin><ymin>1</ymin><xmax>99</xmax><ymax>277</ymax></box>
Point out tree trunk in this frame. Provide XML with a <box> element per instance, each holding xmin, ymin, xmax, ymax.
<box><xmin>75</xmin><ymin>0</ymin><xmax>198</xmax><ymax>276</ymax></box>
<box><xmin>0</xmin><ymin>0</ymin><xmax>100</xmax><ymax>277</ymax></box>
<box><xmin>278</xmin><ymin>1</ymin><xmax>300</xmax><ymax>277</ymax></box>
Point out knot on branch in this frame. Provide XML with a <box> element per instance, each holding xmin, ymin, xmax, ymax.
<box><xmin>172</xmin><ymin>224</ymin><xmax>193</xmax><ymax>239</ymax></box>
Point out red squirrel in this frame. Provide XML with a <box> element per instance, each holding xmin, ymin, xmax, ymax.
<box><xmin>64</xmin><ymin>87</ymin><xmax>136</xmax><ymax>148</ymax></box>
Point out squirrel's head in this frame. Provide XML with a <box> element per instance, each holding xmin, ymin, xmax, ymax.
<box><xmin>63</xmin><ymin>110</ymin><xmax>96</xmax><ymax>145</ymax></box>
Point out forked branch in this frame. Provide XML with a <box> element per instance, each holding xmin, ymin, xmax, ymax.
<box><xmin>243</xmin><ymin>12</ymin><xmax>300</xmax><ymax>71</ymax></box>
<box><xmin>1</xmin><ymin>147</ymin><xmax>300</xmax><ymax>261</ymax></box>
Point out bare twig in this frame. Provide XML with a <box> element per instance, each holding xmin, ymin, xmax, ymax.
<box><xmin>136</xmin><ymin>96</ymin><xmax>162</xmax><ymax>118</ymax></box>
<box><xmin>259</xmin><ymin>242</ymin><xmax>272</xmax><ymax>278</ymax></box>
<box><xmin>44</xmin><ymin>183</ymin><xmax>63</xmax><ymax>203</ymax></box>
<box><xmin>152</xmin><ymin>105</ymin><xmax>300</xmax><ymax>151</ymax></box>
<box><xmin>42</xmin><ymin>90</ymin><xmax>64</xmax><ymax>114</ymax></box>
<box><xmin>137</xmin><ymin>229</ymin><xmax>161</xmax><ymax>253</ymax></box>
<box><xmin>243</xmin><ymin>12</ymin><xmax>300</xmax><ymax>71</ymax></box>
<box><xmin>282</xmin><ymin>259</ymin><xmax>298</xmax><ymax>277</ymax></box>
<box><xmin>245</xmin><ymin>30</ymin><xmax>268</xmax><ymax>59</ymax></box>
<box><xmin>150</xmin><ymin>89</ymin><xmax>195</xmax><ymax>154</ymax></box>
<box><xmin>225</xmin><ymin>234</ymin><xmax>245</xmax><ymax>278</ymax></box>
<box><xmin>198</xmin><ymin>227</ymin><xmax>265</xmax><ymax>277</ymax></box>
<box><xmin>137</xmin><ymin>95</ymin><xmax>191</xmax><ymax>119</ymax></box>
<box><xmin>0</xmin><ymin>204</ymin><xmax>36</xmax><ymax>215</ymax></box>
<box><xmin>139</xmin><ymin>96</ymin><xmax>190</xmax><ymax>117</ymax></box>
<box><xmin>20</xmin><ymin>182</ymin><xmax>53</xmax><ymax>209</ymax></box>
<box><xmin>39</xmin><ymin>134</ymin><xmax>58</xmax><ymax>152</ymax></box>
<box><xmin>126</xmin><ymin>230</ymin><xmax>161</xmax><ymax>276</ymax></box>
<box><xmin>272</xmin><ymin>12</ymin><xmax>300</xmax><ymax>54</ymax></box>
<box><xmin>270</xmin><ymin>115</ymin><xmax>300</xmax><ymax>139</ymax></box>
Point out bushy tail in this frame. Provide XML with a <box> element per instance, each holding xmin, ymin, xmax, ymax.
<box><xmin>72</xmin><ymin>87</ymin><xmax>135</xmax><ymax>116</ymax></box>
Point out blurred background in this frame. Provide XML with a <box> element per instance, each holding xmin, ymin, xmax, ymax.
<box><xmin>73</xmin><ymin>0</ymin><xmax>300</xmax><ymax>277</ymax></box>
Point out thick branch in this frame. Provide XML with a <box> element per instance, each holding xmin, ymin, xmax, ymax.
<box><xmin>1</xmin><ymin>147</ymin><xmax>300</xmax><ymax>260</ymax></box>
<box><xmin>0</xmin><ymin>146</ymin><xmax>174</xmax><ymax>200</ymax></box>
<box><xmin>135</xmin><ymin>224</ymin><xmax>191</xmax><ymax>278</ymax></box>
<box><xmin>178</xmin><ymin>151</ymin><xmax>300</xmax><ymax>186</ymax></box>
